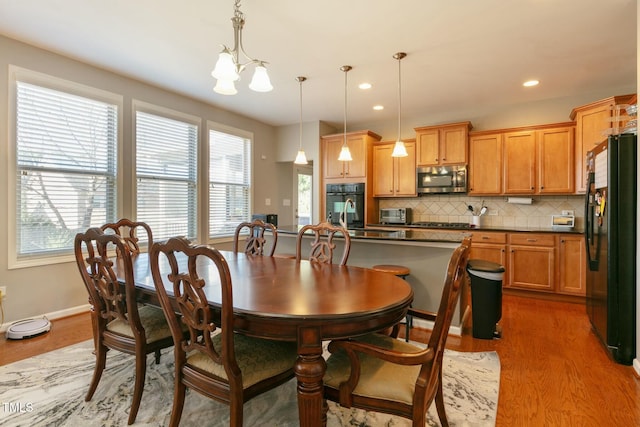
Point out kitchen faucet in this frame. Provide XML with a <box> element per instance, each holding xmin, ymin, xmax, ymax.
<box><xmin>339</xmin><ymin>198</ymin><xmax>355</xmax><ymax>229</ymax></box>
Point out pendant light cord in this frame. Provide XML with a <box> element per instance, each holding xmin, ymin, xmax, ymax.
<box><xmin>397</xmin><ymin>56</ymin><xmax>402</xmax><ymax>141</ymax></box>
<box><xmin>343</xmin><ymin>68</ymin><xmax>348</xmax><ymax>145</ymax></box>
<box><xmin>299</xmin><ymin>78</ymin><xmax>303</xmax><ymax>150</ymax></box>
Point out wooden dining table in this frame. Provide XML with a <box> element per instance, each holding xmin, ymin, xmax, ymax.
<box><xmin>119</xmin><ymin>250</ymin><xmax>413</xmax><ymax>427</ymax></box>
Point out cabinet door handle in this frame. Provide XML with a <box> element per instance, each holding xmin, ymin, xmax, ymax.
<box><xmin>527</xmin><ymin>238</ymin><xmax>537</xmax><ymax>242</ymax></box>
<box><xmin>481</xmin><ymin>236</ymin><xmax>490</xmax><ymax>240</ymax></box>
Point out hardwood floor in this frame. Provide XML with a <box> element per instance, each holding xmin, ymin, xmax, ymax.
<box><xmin>2</xmin><ymin>295</ymin><xmax>639</xmax><ymax>426</ymax></box>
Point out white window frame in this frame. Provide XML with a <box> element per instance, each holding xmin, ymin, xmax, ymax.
<box><xmin>206</xmin><ymin>121</ymin><xmax>253</xmax><ymax>242</ymax></box>
<box><xmin>133</xmin><ymin>100</ymin><xmax>200</xmax><ymax>242</ymax></box>
<box><xmin>7</xmin><ymin>66</ymin><xmax>123</xmax><ymax>269</ymax></box>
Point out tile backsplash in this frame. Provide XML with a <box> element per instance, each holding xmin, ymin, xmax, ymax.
<box><xmin>379</xmin><ymin>194</ymin><xmax>585</xmax><ymax>230</ymax></box>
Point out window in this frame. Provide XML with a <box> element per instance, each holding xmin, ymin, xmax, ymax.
<box><xmin>135</xmin><ymin>105</ymin><xmax>198</xmax><ymax>241</ymax></box>
<box><xmin>208</xmin><ymin>125</ymin><xmax>252</xmax><ymax>238</ymax></box>
<box><xmin>10</xmin><ymin>68</ymin><xmax>120</xmax><ymax>265</ymax></box>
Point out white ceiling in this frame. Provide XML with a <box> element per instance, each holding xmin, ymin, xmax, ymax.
<box><xmin>0</xmin><ymin>0</ymin><xmax>636</xmax><ymax>128</ymax></box>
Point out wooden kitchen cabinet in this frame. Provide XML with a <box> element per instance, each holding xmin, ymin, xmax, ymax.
<box><xmin>469</xmin><ymin>231</ymin><xmax>508</xmax><ymax>286</ymax></box>
<box><xmin>471</xmin><ymin>122</ymin><xmax>575</xmax><ymax>196</ymax></box>
<box><xmin>508</xmin><ymin>233</ymin><xmax>556</xmax><ymax>292</ymax></box>
<box><xmin>372</xmin><ymin>140</ymin><xmax>416</xmax><ymax>197</ymax></box>
<box><xmin>414</xmin><ymin>121</ymin><xmax>471</xmax><ymax>166</ymax></box>
<box><xmin>322</xmin><ymin>130</ymin><xmax>381</xmax><ymax>180</ymax></box>
<box><xmin>503</xmin><ymin>130</ymin><xmax>536</xmax><ymax>194</ymax></box>
<box><xmin>468</xmin><ymin>132</ymin><xmax>503</xmax><ymax>195</ymax></box>
<box><xmin>570</xmin><ymin>94</ymin><xmax>635</xmax><ymax>193</ymax></box>
<box><xmin>537</xmin><ymin>125</ymin><xmax>575</xmax><ymax>194</ymax></box>
<box><xmin>558</xmin><ymin>234</ymin><xmax>586</xmax><ymax>296</ymax></box>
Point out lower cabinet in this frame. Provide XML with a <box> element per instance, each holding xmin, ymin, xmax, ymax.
<box><xmin>508</xmin><ymin>233</ymin><xmax>555</xmax><ymax>292</ymax></box>
<box><xmin>557</xmin><ymin>235</ymin><xmax>586</xmax><ymax>296</ymax></box>
<box><xmin>469</xmin><ymin>231</ymin><xmax>585</xmax><ymax>298</ymax></box>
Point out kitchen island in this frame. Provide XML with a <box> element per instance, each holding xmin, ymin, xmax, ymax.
<box><xmin>273</xmin><ymin>225</ymin><xmax>470</xmax><ymax>331</ymax></box>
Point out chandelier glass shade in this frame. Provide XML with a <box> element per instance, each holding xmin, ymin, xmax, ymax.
<box><xmin>391</xmin><ymin>52</ymin><xmax>408</xmax><ymax>157</ymax></box>
<box><xmin>212</xmin><ymin>1</ymin><xmax>273</xmax><ymax>95</ymax></box>
<box><xmin>338</xmin><ymin>65</ymin><xmax>353</xmax><ymax>162</ymax></box>
<box><xmin>294</xmin><ymin>76</ymin><xmax>308</xmax><ymax>165</ymax></box>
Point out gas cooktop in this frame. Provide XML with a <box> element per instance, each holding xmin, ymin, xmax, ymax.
<box><xmin>411</xmin><ymin>221</ymin><xmax>474</xmax><ymax>229</ymax></box>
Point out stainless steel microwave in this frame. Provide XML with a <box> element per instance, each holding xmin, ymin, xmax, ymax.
<box><xmin>416</xmin><ymin>165</ymin><xmax>467</xmax><ymax>194</ymax></box>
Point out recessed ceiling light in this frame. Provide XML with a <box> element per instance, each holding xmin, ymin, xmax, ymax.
<box><xmin>523</xmin><ymin>80</ymin><xmax>539</xmax><ymax>87</ymax></box>
<box><xmin>359</xmin><ymin>82</ymin><xmax>372</xmax><ymax>90</ymax></box>
<box><xmin>373</xmin><ymin>105</ymin><xmax>384</xmax><ymax>111</ymax></box>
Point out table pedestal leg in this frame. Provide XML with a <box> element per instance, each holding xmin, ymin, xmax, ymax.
<box><xmin>294</xmin><ymin>344</ymin><xmax>327</xmax><ymax>426</ymax></box>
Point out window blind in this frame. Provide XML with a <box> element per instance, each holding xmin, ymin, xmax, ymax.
<box><xmin>136</xmin><ymin>111</ymin><xmax>197</xmax><ymax>241</ymax></box>
<box><xmin>209</xmin><ymin>129</ymin><xmax>251</xmax><ymax>238</ymax></box>
<box><xmin>15</xmin><ymin>81</ymin><xmax>117</xmax><ymax>256</ymax></box>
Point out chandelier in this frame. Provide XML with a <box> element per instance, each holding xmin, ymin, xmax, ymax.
<box><xmin>391</xmin><ymin>52</ymin><xmax>408</xmax><ymax>157</ymax></box>
<box><xmin>211</xmin><ymin>0</ymin><xmax>273</xmax><ymax>95</ymax></box>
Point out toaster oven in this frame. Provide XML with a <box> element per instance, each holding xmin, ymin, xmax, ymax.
<box><xmin>379</xmin><ymin>208</ymin><xmax>411</xmax><ymax>225</ymax></box>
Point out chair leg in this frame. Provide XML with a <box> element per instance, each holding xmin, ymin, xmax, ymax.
<box><xmin>154</xmin><ymin>348</ymin><xmax>161</xmax><ymax>364</ymax></box>
<box><xmin>435</xmin><ymin>368</ymin><xmax>449</xmax><ymax>427</ymax></box>
<box><xmin>405</xmin><ymin>314</ymin><xmax>412</xmax><ymax>342</ymax></box>
<box><xmin>169</xmin><ymin>380</ymin><xmax>186</xmax><ymax>427</ymax></box>
<box><xmin>127</xmin><ymin>352</ymin><xmax>147</xmax><ymax>425</ymax></box>
<box><xmin>229</xmin><ymin>399</ymin><xmax>243</xmax><ymax>427</ymax></box>
<box><xmin>85</xmin><ymin>343</ymin><xmax>107</xmax><ymax>401</ymax></box>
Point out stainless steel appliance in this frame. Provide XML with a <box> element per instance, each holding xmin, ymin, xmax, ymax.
<box><xmin>585</xmin><ymin>134</ymin><xmax>636</xmax><ymax>365</ymax></box>
<box><xmin>416</xmin><ymin>165</ymin><xmax>467</xmax><ymax>194</ymax></box>
<box><xmin>325</xmin><ymin>183</ymin><xmax>365</xmax><ymax>228</ymax></box>
<box><xmin>379</xmin><ymin>208</ymin><xmax>411</xmax><ymax>225</ymax></box>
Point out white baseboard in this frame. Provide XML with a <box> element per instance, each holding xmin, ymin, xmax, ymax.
<box><xmin>634</xmin><ymin>358</ymin><xmax>640</xmax><ymax>377</ymax></box>
<box><xmin>411</xmin><ymin>317</ymin><xmax>462</xmax><ymax>336</ymax></box>
<box><xmin>0</xmin><ymin>304</ymin><xmax>91</xmax><ymax>334</ymax></box>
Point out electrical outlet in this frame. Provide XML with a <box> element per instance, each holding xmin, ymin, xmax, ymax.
<box><xmin>0</xmin><ymin>286</ymin><xmax>6</xmax><ymax>300</ymax></box>
<box><xmin>488</xmin><ymin>211</ymin><xmax>498</xmax><ymax>216</ymax></box>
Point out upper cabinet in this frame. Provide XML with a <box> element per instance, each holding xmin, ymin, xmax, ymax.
<box><xmin>570</xmin><ymin>94</ymin><xmax>636</xmax><ymax>193</ymax></box>
<box><xmin>414</xmin><ymin>121</ymin><xmax>472</xmax><ymax>166</ymax></box>
<box><xmin>469</xmin><ymin>123</ymin><xmax>575</xmax><ymax>196</ymax></box>
<box><xmin>468</xmin><ymin>132</ymin><xmax>503</xmax><ymax>195</ymax></box>
<box><xmin>321</xmin><ymin>130</ymin><xmax>381</xmax><ymax>180</ymax></box>
<box><xmin>372</xmin><ymin>140</ymin><xmax>417</xmax><ymax>197</ymax></box>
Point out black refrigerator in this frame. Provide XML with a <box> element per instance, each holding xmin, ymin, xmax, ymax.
<box><xmin>585</xmin><ymin>133</ymin><xmax>637</xmax><ymax>365</ymax></box>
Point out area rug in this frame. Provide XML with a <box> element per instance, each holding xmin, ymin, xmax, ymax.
<box><xmin>0</xmin><ymin>340</ymin><xmax>499</xmax><ymax>426</ymax></box>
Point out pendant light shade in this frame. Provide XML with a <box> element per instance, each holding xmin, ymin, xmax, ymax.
<box><xmin>391</xmin><ymin>52</ymin><xmax>408</xmax><ymax>158</ymax></box>
<box><xmin>294</xmin><ymin>76</ymin><xmax>308</xmax><ymax>165</ymax></box>
<box><xmin>338</xmin><ymin>65</ymin><xmax>353</xmax><ymax>162</ymax></box>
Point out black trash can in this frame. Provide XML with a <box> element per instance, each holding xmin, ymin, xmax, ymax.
<box><xmin>466</xmin><ymin>259</ymin><xmax>505</xmax><ymax>339</ymax></box>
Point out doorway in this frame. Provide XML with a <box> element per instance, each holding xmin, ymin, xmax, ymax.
<box><xmin>294</xmin><ymin>165</ymin><xmax>313</xmax><ymax>226</ymax></box>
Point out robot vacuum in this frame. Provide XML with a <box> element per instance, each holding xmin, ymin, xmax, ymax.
<box><xmin>6</xmin><ymin>317</ymin><xmax>51</xmax><ymax>339</ymax></box>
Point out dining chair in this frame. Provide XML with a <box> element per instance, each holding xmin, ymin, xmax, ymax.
<box><xmin>232</xmin><ymin>219</ymin><xmax>278</xmax><ymax>256</ymax></box>
<box><xmin>74</xmin><ymin>227</ymin><xmax>176</xmax><ymax>425</ymax></box>
<box><xmin>323</xmin><ymin>237</ymin><xmax>471</xmax><ymax>427</ymax></box>
<box><xmin>101</xmin><ymin>218</ymin><xmax>153</xmax><ymax>255</ymax></box>
<box><xmin>149</xmin><ymin>237</ymin><xmax>298</xmax><ymax>427</ymax></box>
<box><xmin>295</xmin><ymin>221</ymin><xmax>352</xmax><ymax>265</ymax></box>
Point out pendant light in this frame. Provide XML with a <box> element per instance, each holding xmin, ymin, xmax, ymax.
<box><xmin>338</xmin><ymin>65</ymin><xmax>353</xmax><ymax>161</ymax></box>
<box><xmin>294</xmin><ymin>76</ymin><xmax>309</xmax><ymax>165</ymax></box>
<box><xmin>391</xmin><ymin>52</ymin><xmax>408</xmax><ymax>157</ymax></box>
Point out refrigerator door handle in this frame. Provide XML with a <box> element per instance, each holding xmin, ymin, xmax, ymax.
<box><xmin>585</xmin><ymin>171</ymin><xmax>599</xmax><ymax>271</ymax></box>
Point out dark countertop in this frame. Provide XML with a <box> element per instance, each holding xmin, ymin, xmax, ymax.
<box><xmin>367</xmin><ymin>223</ymin><xmax>584</xmax><ymax>235</ymax></box>
<box><xmin>276</xmin><ymin>225</ymin><xmax>468</xmax><ymax>244</ymax></box>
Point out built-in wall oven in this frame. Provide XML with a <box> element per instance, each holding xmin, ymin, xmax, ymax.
<box><xmin>326</xmin><ymin>183</ymin><xmax>365</xmax><ymax>229</ymax></box>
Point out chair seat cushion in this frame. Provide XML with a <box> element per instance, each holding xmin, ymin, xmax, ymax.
<box><xmin>324</xmin><ymin>333</ymin><xmax>424</xmax><ymax>405</ymax></box>
<box><xmin>106</xmin><ymin>304</ymin><xmax>173</xmax><ymax>343</ymax></box>
<box><xmin>187</xmin><ymin>333</ymin><xmax>297</xmax><ymax>389</ymax></box>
